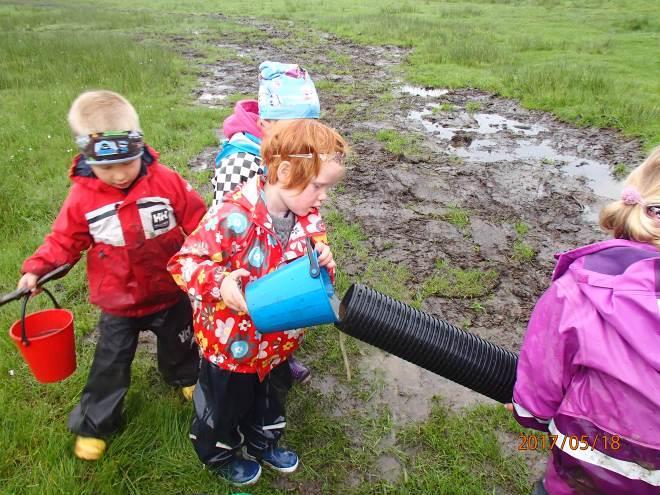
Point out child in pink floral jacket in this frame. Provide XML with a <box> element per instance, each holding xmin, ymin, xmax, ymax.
<box><xmin>168</xmin><ymin>119</ymin><xmax>346</xmax><ymax>486</ymax></box>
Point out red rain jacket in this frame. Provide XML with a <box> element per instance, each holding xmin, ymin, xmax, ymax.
<box><xmin>21</xmin><ymin>147</ymin><xmax>207</xmax><ymax>317</ymax></box>
<box><xmin>168</xmin><ymin>176</ymin><xmax>332</xmax><ymax>380</ymax></box>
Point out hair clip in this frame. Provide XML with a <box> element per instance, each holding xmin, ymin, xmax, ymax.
<box><xmin>621</xmin><ymin>186</ymin><xmax>642</xmax><ymax>205</ymax></box>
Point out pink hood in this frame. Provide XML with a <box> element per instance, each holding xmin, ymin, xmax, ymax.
<box><xmin>222</xmin><ymin>99</ymin><xmax>262</xmax><ymax>140</ymax></box>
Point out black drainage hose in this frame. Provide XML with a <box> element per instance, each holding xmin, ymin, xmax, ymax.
<box><xmin>335</xmin><ymin>283</ymin><xmax>518</xmax><ymax>404</ymax></box>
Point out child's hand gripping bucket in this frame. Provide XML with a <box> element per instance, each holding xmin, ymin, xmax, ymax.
<box><xmin>2</xmin><ymin>266</ymin><xmax>76</xmax><ymax>383</ymax></box>
<box><xmin>245</xmin><ymin>238</ymin><xmax>338</xmax><ymax>333</ymax></box>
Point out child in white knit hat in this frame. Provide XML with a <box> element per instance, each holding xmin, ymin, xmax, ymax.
<box><xmin>212</xmin><ymin>61</ymin><xmax>322</xmax><ymax>386</ymax></box>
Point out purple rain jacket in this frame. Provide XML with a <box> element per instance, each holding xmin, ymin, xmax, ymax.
<box><xmin>512</xmin><ymin>239</ymin><xmax>660</xmax><ymax>495</ymax></box>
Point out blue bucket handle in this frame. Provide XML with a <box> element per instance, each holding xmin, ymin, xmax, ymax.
<box><xmin>306</xmin><ymin>237</ymin><xmax>320</xmax><ymax>278</ymax></box>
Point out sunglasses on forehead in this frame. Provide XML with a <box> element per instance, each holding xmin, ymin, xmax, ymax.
<box><xmin>273</xmin><ymin>152</ymin><xmax>345</xmax><ymax>163</ymax></box>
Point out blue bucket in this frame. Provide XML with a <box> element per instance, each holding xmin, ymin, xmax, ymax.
<box><xmin>245</xmin><ymin>238</ymin><xmax>338</xmax><ymax>333</ymax></box>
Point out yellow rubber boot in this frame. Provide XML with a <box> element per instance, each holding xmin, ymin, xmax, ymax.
<box><xmin>181</xmin><ymin>384</ymin><xmax>195</xmax><ymax>401</ymax></box>
<box><xmin>74</xmin><ymin>436</ymin><xmax>106</xmax><ymax>461</ymax></box>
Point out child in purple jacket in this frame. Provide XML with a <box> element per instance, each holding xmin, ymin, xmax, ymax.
<box><xmin>511</xmin><ymin>147</ymin><xmax>660</xmax><ymax>495</ymax></box>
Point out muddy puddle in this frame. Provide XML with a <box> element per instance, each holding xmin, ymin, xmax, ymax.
<box><xmin>179</xmin><ymin>15</ymin><xmax>644</xmax><ymax>487</ymax></box>
<box><xmin>408</xmin><ymin>102</ymin><xmax>625</xmax><ymax>222</ymax></box>
<box><xmin>360</xmin><ymin>346</ymin><xmax>495</xmax><ymax>420</ymax></box>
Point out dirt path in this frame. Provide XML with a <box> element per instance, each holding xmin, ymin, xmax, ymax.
<box><xmin>183</xmin><ymin>16</ymin><xmax>643</xmax><ymax>487</ymax></box>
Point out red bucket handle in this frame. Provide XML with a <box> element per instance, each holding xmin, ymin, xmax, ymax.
<box><xmin>19</xmin><ymin>288</ymin><xmax>61</xmax><ymax>347</ymax></box>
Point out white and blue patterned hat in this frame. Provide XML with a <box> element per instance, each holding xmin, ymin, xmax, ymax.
<box><xmin>258</xmin><ymin>61</ymin><xmax>320</xmax><ymax>120</ymax></box>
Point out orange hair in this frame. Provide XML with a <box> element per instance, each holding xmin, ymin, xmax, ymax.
<box><xmin>261</xmin><ymin>119</ymin><xmax>347</xmax><ymax>190</ymax></box>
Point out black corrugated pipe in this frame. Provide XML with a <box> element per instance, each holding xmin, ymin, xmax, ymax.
<box><xmin>335</xmin><ymin>283</ymin><xmax>518</xmax><ymax>403</ymax></box>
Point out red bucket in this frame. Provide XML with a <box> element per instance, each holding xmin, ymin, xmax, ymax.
<box><xmin>8</xmin><ymin>290</ymin><xmax>76</xmax><ymax>383</ymax></box>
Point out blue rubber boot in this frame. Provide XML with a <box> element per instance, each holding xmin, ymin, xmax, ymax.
<box><xmin>243</xmin><ymin>445</ymin><xmax>299</xmax><ymax>473</ymax></box>
<box><xmin>213</xmin><ymin>456</ymin><xmax>262</xmax><ymax>486</ymax></box>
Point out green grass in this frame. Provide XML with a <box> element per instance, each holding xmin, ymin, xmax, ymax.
<box><xmin>513</xmin><ymin>240</ymin><xmax>536</xmax><ymax>263</ymax></box>
<box><xmin>334</xmin><ymin>102</ymin><xmax>358</xmax><ymax>117</ymax></box>
<box><xmin>421</xmin><ymin>259</ymin><xmax>498</xmax><ymax>299</ymax></box>
<box><xmin>375</xmin><ymin>129</ymin><xmax>422</xmax><ymax>158</ymax></box>
<box><xmin>432</xmin><ymin>102</ymin><xmax>456</xmax><ymax>113</ymax></box>
<box><xmin>612</xmin><ymin>162</ymin><xmax>630</xmax><ymax>179</ymax></box>
<box><xmin>384</xmin><ymin>402</ymin><xmax>531</xmax><ymax>495</ymax></box>
<box><xmin>514</xmin><ymin>221</ymin><xmax>530</xmax><ymax>237</ymax></box>
<box><xmin>86</xmin><ymin>0</ymin><xmax>658</xmax><ymax>148</ymax></box>
<box><xmin>512</xmin><ymin>221</ymin><xmax>536</xmax><ymax>263</ymax></box>
<box><xmin>443</xmin><ymin>206</ymin><xmax>471</xmax><ymax>232</ymax></box>
<box><xmin>465</xmin><ymin>101</ymin><xmax>483</xmax><ymax>113</ymax></box>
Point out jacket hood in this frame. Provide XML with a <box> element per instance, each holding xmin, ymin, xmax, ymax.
<box><xmin>555</xmin><ymin>239</ymin><xmax>660</xmax><ymax>371</ymax></box>
<box><xmin>222</xmin><ymin>176</ymin><xmax>322</xmax><ymax>252</ymax></box>
<box><xmin>69</xmin><ymin>145</ymin><xmax>157</xmax><ymax>190</ymax></box>
<box><xmin>223</xmin><ymin>175</ymin><xmax>317</xmax><ymax>225</ymax></box>
<box><xmin>222</xmin><ymin>100</ymin><xmax>263</xmax><ymax>140</ymax></box>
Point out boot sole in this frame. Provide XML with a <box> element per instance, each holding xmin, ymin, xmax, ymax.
<box><xmin>228</xmin><ymin>464</ymin><xmax>262</xmax><ymax>486</ymax></box>
<box><xmin>242</xmin><ymin>447</ymin><xmax>299</xmax><ymax>473</ymax></box>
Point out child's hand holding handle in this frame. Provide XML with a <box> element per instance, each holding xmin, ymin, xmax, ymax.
<box><xmin>2</xmin><ymin>264</ymin><xmax>71</xmax><ymax>307</ymax></box>
<box><xmin>220</xmin><ymin>268</ymin><xmax>251</xmax><ymax>314</ymax></box>
<box><xmin>18</xmin><ymin>273</ymin><xmax>40</xmax><ymax>293</ymax></box>
<box><xmin>314</xmin><ymin>242</ymin><xmax>335</xmax><ymax>270</ymax></box>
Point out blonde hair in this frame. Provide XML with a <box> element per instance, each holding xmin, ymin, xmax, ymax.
<box><xmin>262</xmin><ymin>119</ymin><xmax>347</xmax><ymax>190</ymax></box>
<box><xmin>68</xmin><ymin>90</ymin><xmax>140</xmax><ymax>136</ymax></box>
<box><xmin>599</xmin><ymin>147</ymin><xmax>660</xmax><ymax>249</ymax></box>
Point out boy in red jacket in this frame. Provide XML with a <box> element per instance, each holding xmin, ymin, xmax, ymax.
<box><xmin>18</xmin><ymin>90</ymin><xmax>207</xmax><ymax>461</ymax></box>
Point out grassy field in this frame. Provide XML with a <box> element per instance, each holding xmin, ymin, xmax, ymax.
<box><xmin>60</xmin><ymin>0</ymin><xmax>660</xmax><ymax>146</ymax></box>
<box><xmin>0</xmin><ymin>0</ymin><xmax>658</xmax><ymax>494</ymax></box>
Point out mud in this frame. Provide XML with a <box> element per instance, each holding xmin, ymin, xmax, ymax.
<box><xmin>180</xmin><ymin>15</ymin><xmax>644</xmax><ymax>487</ymax></box>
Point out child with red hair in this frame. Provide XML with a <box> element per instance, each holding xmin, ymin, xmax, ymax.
<box><xmin>169</xmin><ymin>119</ymin><xmax>346</xmax><ymax>486</ymax></box>
<box><xmin>212</xmin><ymin>61</ymin><xmax>321</xmax><ymax>385</ymax></box>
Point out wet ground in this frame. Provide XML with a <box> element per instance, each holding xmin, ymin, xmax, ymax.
<box><xmin>179</xmin><ymin>15</ymin><xmax>642</xmax><ymax>489</ymax></box>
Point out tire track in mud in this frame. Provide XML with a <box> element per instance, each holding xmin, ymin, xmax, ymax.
<box><xmin>183</xmin><ymin>16</ymin><xmax>643</xmax><ymax>487</ymax></box>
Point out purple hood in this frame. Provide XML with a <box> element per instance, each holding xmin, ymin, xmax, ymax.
<box><xmin>552</xmin><ymin>239</ymin><xmax>660</xmax><ymax>372</ymax></box>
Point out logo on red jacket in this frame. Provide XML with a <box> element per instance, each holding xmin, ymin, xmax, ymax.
<box><xmin>152</xmin><ymin>209</ymin><xmax>170</xmax><ymax>230</ymax></box>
